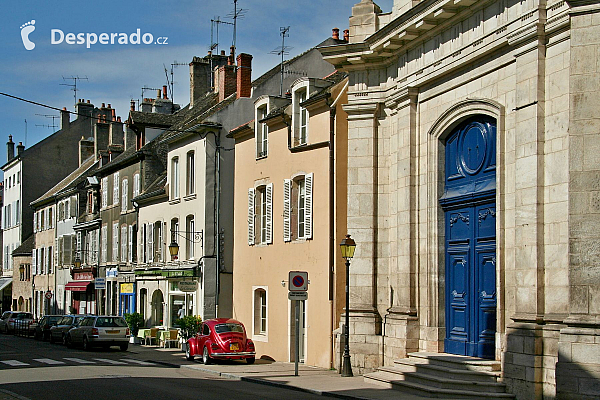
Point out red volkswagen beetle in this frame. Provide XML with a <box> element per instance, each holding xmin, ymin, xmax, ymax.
<box><xmin>185</xmin><ymin>318</ymin><xmax>255</xmax><ymax>364</ymax></box>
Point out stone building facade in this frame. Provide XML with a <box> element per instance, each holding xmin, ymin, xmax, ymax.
<box><xmin>320</xmin><ymin>0</ymin><xmax>600</xmax><ymax>398</ymax></box>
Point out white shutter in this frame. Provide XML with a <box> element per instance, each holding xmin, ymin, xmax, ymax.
<box><xmin>304</xmin><ymin>173</ymin><xmax>313</xmax><ymax>239</ymax></box>
<box><xmin>122</xmin><ymin>179</ymin><xmax>128</xmax><ymax>212</ymax></box>
<box><xmin>283</xmin><ymin>179</ymin><xmax>292</xmax><ymax>242</ymax></box>
<box><xmin>139</xmin><ymin>224</ymin><xmax>144</xmax><ymax>263</ymax></box>
<box><xmin>266</xmin><ymin>183</ymin><xmax>273</xmax><ymax>244</ymax></box>
<box><xmin>121</xmin><ymin>225</ymin><xmax>127</xmax><ymax>262</ymax></box>
<box><xmin>113</xmin><ymin>172</ymin><xmax>120</xmax><ymax>205</ymax></box>
<box><xmin>102</xmin><ymin>177</ymin><xmax>108</xmax><ymax>208</ymax></box>
<box><xmin>33</xmin><ymin>212</ymin><xmax>37</xmax><ymax>232</ymax></box>
<box><xmin>248</xmin><ymin>188</ymin><xmax>255</xmax><ymax>246</ymax></box>
<box><xmin>128</xmin><ymin>225</ymin><xmax>133</xmax><ymax>263</ymax></box>
<box><xmin>148</xmin><ymin>223</ymin><xmax>154</xmax><ymax>263</ymax></box>
<box><xmin>101</xmin><ymin>225</ymin><xmax>107</xmax><ymax>263</ymax></box>
<box><xmin>76</xmin><ymin>231</ymin><xmax>82</xmax><ymax>260</ymax></box>
<box><xmin>44</xmin><ymin>248</ymin><xmax>49</xmax><ymax>274</ymax></box>
<box><xmin>32</xmin><ymin>250</ymin><xmax>37</xmax><ymax>275</ymax></box>
<box><xmin>44</xmin><ymin>209</ymin><xmax>49</xmax><ymax>230</ymax></box>
<box><xmin>113</xmin><ymin>222</ymin><xmax>119</xmax><ymax>261</ymax></box>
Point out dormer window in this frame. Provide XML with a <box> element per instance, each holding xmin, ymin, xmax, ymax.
<box><xmin>255</xmin><ymin>101</ymin><xmax>269</xmax><ymax>159</ymax></box>
<box><xmin>293</xmin><ymin>87</ymin><xmax>308</xmax><ymax>146</ymax></box>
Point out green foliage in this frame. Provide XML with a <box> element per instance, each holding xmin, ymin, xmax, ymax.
<box><xmin>175</xmin><ymin>315</ymin><xmax>202</xmax><ymax>340</ymax></box>
<box><xmin>124</xmin><ymin>313</ymin><xmax>145</xmax><ymax>337</ymax></box>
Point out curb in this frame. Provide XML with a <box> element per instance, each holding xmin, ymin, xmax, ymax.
<box><xmin>180</xmin><ymin>365</ymin><xmax>372</xmax><ymax>400</ymax></box>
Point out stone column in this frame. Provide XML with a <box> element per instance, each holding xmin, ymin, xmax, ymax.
<box><xmin>557</xmin><ymin>2</ymin><xmax>600</xmax><ymax>399</ymax></box>
<box><xmin>342</xmin><ymin>101</ymin><xmax>382</xmax><ymax>373</ymax></box>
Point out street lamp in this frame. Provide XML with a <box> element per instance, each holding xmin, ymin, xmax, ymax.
<box><xmin>168</xmin><ymin>230</ymin><xmax>203</xmax><ymax>261</ymax></box>
<box><xmin>339</xmin><ymin>234</ymin><xmax>356</xmax><ymax>377</ymax></box>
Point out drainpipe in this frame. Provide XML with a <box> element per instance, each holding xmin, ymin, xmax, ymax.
<box><xmin>215</xmin><ymin>131</ymin><xmax>221</xmax><ymax>318</ymax></box>
<box><xmin>328</xmin><ymin>105</ymin><xmax>335</xmax><ymax>369</ymax></box>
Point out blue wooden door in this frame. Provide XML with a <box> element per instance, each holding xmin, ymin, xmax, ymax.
<box><xmin>440</xmin><ymin>117</ymin><xmax>496</xmax><ymax>359</ymax></box>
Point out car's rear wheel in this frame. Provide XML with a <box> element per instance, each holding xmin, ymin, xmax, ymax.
<box><xmin>83</xmin><ymin>337</ymin><xmax>91</xmax><ymax>351</ymax></box>
<box><xmin>185</xmin><ymin>344</ymin><xmax>194</xmax><ymax>361</ymax></box>
<box><xmin>120</xmin><ymin>343</ymin><xmax>128</xmax><ymax>351</ymax></box>
<box><xmin>246</xmin><ymin>357</ymin><xmax>255</xmax><ymax>365</ymax></box>
<box><xmin>202</xmin><ymin>346</ymin><xmax>211</xmax><ymax>365</ymax></box>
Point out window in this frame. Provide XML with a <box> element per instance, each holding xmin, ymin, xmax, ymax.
<box><xmin>70</xmin><ymin>195</ymin><xmax>77</xmax><ymax>218</ymax></box>
<box><xmin>113</xmin><ymin>172</ymin><xmax>120</xmax><ymax>205</ymax></box>
<box><xmin>170</xmin><ymin>218</ymin><xmax>179</xmax><ymax>258</ymax></box>
<box><xmin>121</xmin><ymin>178</ymin><xmax>128</xmax><ymax>212</ymax></box>
<box><xmin>283</xmin><ymin>173</ymin><xmax>313</xmax><ymax>241</ymax></box>
<box><xmin>133</xmin><ymin>173</ymin><xmax>140</xmax><ymax>198</ymax></box>
<box><xmin>48</xmin><ymin>207</ymin><xmax>53</xmax><ymax>228</ymax></box>
<box><xmin>101</xmin><ymin>177</ymin><xmax>108</xmax><ymax>208</ymax></box>
<box><xmin>15</xmin><ymin>200</ymin><xmax>19</xmax><ymax>225</ymax></box>
<box><xmin>171</xmin><ymin>157</ymin><xmax>180</xmax><ymax>199</ymax></box>
<box><xmin>186</xmin><ymin>151</ymin><xmax>195</xmax><ymax>196</ymax></box>
<box><xmin>112</xmin><ymin>222</ymin><xmax>119</xmax><ymax>262</ymax></box>
<box><xmin>154</xmin><ymin>221</ymin><xmax>163</xmax><ymax>262</ymax></box>
<box><xmin>293</xmin><ymin>87</ymin><xmax>308</xmax><ymax>146</ymax></box>
<box><xmin>128</xmin><ymin>225</ymin><xmax>133</xmax><ymax>263</ymax></box>
<box><xmin>186</xmin><ymin>215</ymin><xmax>194</xmax><ymax>259</ymax></box>
<box><xmin>253</xmin><ymin>288</ymin><xmax>267</xmax><ymax>336</ymax></box>
<box><xmin>255</xmin><ymin>104</ymin><xmax>268</xmax><ymax>158</ymax></box>
<box><xmin>121</xmin><ymin>225</ymin><xmax>127</xmax><ymax>263</ymax></box>
<box><xmin>248</xmin><ymin>184</ymin><xmax>272</xmax><ymax>245</ymax></box>
<box><xmin>17</xmin><ymin>172</ymin><xmax>19</xmax><ymax>184</ymax></box>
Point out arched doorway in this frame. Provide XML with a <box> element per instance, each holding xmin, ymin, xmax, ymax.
<box><xmin>440</xmin><ymin>116</ymin><xmax>497</xmax><ymax>359</ymax></box>
<box><xmin>151</xmin><ymin>289</ymin><xmax>164</xmax><ymax>326</ymax></box>
<box><xmin>18</xmin><ymin>296</ymin><xmax>24</xmax><ymax>311</ymax></box>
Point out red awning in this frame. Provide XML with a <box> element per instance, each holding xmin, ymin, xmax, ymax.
<box><xmin>65</xmin><ymin>281</ymin><xmax>93</xmax><ymax>292</ymax></box>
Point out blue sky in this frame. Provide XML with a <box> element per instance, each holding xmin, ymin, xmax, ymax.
<box><xmin>0</xmin><ymin>0</ymin><xmax>393</xmax><ymax>172</ymax></box>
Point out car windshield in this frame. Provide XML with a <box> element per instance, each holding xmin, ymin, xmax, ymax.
<box><xmin>14</xmin><ymin>313</ymin><xmax>32</xmax><ymax>320</ymax></box>
<box><xmin>48</xmin><ymin>316</ymin><xmax>61</xmax><ymax>323</ymax></box>
<box><xmin>214</xmin><ymin>323</ymin><xmax>244</xmax><ymax>334</ymax></box>
<box><xmin>61</xmin><ymin>316</ymin><xmax>74</xmax><ymax>325</ymax></box>
<box><xmin>95</xmin><ymin>317</ymin><xmax>128</xmax><ymax>328</ymax></box>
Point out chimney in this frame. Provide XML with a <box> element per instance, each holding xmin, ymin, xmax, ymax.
<box><xmin>343</xmin><ymin>29</ymin><xmax>350</xmax><ymax>42</ymax></box>
<box><xmin>130</xmin><ymin>100</ymin><xmax>136</xmax><ymax>111</ymax></box>
<box><xmin>94</xmin><ymin>119</ymin><xmax>110</xmax><ymax>157</ymax></box>
<box><xmin>76</xmin><ymin>99</ymin><xmax>94</xmax><ymax>119</ymax></box>
<box><xmin>60</xmin><ymin>107</ymin><xmax>70</xmax><ymax>130</ymax></box>
<box><xmin>17</xmin><ymin>142</ymin><xmax>24</xmax><ymax>156</ymax></box>
<box><xmin>228</xmin><ymin>45</ymin><xmax>235</xmax><ymax>65</ymax></box>
<box><xmin>6</xmin><ymin>135</ymin><xmax>14</xmax><ymax>162</ymax></box>
<box><xmin>162</xmin><ymin>85</ymin><xmax>168</xmax><ymax>99</ymax></box>
<box><xmin>236</xmin><ymin>53</ymin><xmax>252</xmax><ymax>99</ymax></box>
<box><xmin>217</xmin><ymin>64</ymin><xmax>236</xmax><ymax>102</ymax></box>
<box><xmin>109</xmin><ymin>117</ymin><xmax>124</xmax><ymax>147</ymax></box>
<box><xmin>189</xmin><ymin>57</ymin><xmax>211</xmax><ymax>108</ymax></box>
<box><xmin>79</xmin><ymin>136</ymin><xmax>94</xmax><ymax>166</ymax></box>
<box><xmin>140</xmin><ymin>98</ymin><xmax>153</xmax><ymax>112</ymax></box>
<box><xmin>332</xmin><ymin>28</ymin><xmax>340</xmax><ymax>40</ymax></box>
<box><xmin>123</xmin><ymin>124</ymin><xmax>136</xmax><ymax>151</ymax></box>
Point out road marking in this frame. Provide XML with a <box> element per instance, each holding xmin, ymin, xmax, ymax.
<box><xmin>121</xmin><ymin>359</ymin><xmax>155</xmax><ymax>365</ymax></box>
<box><xmin>34</xmin><ymin>358</ymin><xmax>65</xmax><ymax>365</ymax></box>
<box><xmin>63</xmin><ymin>358</ymin><xmax>96</xmax><ymax>364</ymax></box>
<box><xmin>1</xmin><ymin>360</ymin><xmax>29</xmax><ymax>366</ymax></box>
<box><xmin>93</xmin><ymin>358</ymin><xmax>127</xmax><ymax>365</ymax></box>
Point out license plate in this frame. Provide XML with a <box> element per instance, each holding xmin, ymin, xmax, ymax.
<box><xmin>230</xmin><ymin>343</ymin><xmax>239</xmax><ymax>351</ymax></box>
<box><xmin>106</xmin><ymin>330</ymin><xmax>119</xmax><ymax>334</ymax></box>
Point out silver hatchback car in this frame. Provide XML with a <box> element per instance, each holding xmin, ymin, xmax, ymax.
<box><xmin>65</xmin><ymin>316</ymin><xmax>130</xmax><ymax>351</ymax></box>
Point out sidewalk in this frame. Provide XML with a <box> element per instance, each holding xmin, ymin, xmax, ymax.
<box><xmin>133</xmin><ymin>344</ymin><xmax>422</xmax><ymax>399</ymax></box>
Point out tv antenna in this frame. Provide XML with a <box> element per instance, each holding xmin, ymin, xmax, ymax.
<box><xmin>211</xmin><ymin>17</ymin><xmax>233</xmax><ymax>55</ymax></box>
<box><xmin>165</xmin><ymin>62</ymin><xmax>187</xmax><ymax>110</ymax></box>
<box><xmin>141</xmin><ymin>86</ymin><xmax>161</xmax><ymax>101</ymax></box>
<box><xmin>226</xmin><ymin>0</ymin><xmax>247</xmax><ymax>56</ymax></box>
<box><xmin>60</xmin><ymin>76</ymin><xmax>88</xmax><ymax>107</ymax></box>
<box><xmin>35</xmin><ymin>113</ymin><xmax>59</xmax><ymax>130</ymax></box>
<box><xmin>270</xmin><ymin>26</ymin><xmax>292</xmax><ymax>96</ymax></box>
<box><xmin>24</xmin><ymin>119</ymin><xmax>27</xmax><ymax>147</ymax></box>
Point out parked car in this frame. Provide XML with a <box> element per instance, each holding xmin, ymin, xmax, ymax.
<box><xmin>185</xmin><ymin>318</ymin><xmax>255</xmax><ymax>364</ymax></box>
<box><xmin>32</xmin><ymin>315</ymin><xmax>63</xmax><ymax>341</ymax></box>
<box><xmin>65</xmin><ymin>316</ymin><xmax>129</xmax><ymax>351</ymax></box>
<box><xmin>0</xmin><ymin>312</ymin><xmax>34</xmax><ymax>334</ymax></box>
<box><xmin>49</xmin><ymin>315</ymin><xmax>88</xmax><ymax>344</ymax></box>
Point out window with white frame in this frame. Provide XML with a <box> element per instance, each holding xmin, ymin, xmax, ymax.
<box><xmin>293</xmin><ymin>86</ymin><xmax>308</xmax><ymax>146</ymax></box>
<box><xmin>171</xmin><ymin>157</ymin><xmax>180</xmax><ymax>199</ymax></box>
<box><xmin>283</xmin><ymin>173</ymin><xmax>313</xmax><ymax>241</ymax></box>
<box><xmin>112</xmin><ymin>222</ymin><xmax>119</xmax><ymax>262</ymax></box>
<box><xmin>186</xmin><ymin>215</ymin><xmax>194</xmax><ymax>260</ymax></box>
<box><xmin>133</xmin><ymin>173</ymin><xmax>140</xmax><ymax>198</ymax></box>
<box><xmin>113</xmin><ymin>172</ymin><xmax>120</xmax><ymax>206</ymax></box>
<box><xmin>128</xmin><ymin>225</ymin><xmax>133</xmax><ymax>263</ymax></box>
<box><xmin>101</xmin><ymin>177</ymin><xmax>108</xmax><ymax>208</ymax></box>
<box><xmin>153</xmin><ymin>221</ymin><xmax>163</xmax><ymax>262</ymax></box>
<box><xmin>186</xmin><ymin>151</ymin><xmax>195</xmax><ymax>196</ymax></box>
<box><xmin>248</xmin><ymin>183</ymin><xmax>272</xmax><ymax>245</ymax></box>
<box><xmin>121</xmin><ymin>225</ymin><xmax>127</xmax><ymax>263</ymax></box>
<box><xmin>170</xmin><ymin>218</ymin><xmax>179</xmax><ymax>258</ymax></box>
<box><xmin>253</xmin><ymin>287</ymin><xmax>267</xmax><ymax>336</ymax></box>
<box><xmin>255</xmin><ymin>103</ymin><xmax>268</xmax><ymax>158</ymax></box>
<box><xmin>121</xmin><ymin>178</ymin><xmax>128</xmax><ymax>212</ymax></box>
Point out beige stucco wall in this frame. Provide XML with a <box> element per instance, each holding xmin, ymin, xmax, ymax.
<box><xmin>11</xmin><ymin>255</ymin><xmax>32</xmax><ymax>312</ymax></box>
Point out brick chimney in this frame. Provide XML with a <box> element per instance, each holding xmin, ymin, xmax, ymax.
<box><xmin>16</xmin><ymin>142</ymin><xmax>24</xmax><ymax>156</ymax></box>
<box><xmin>236</xmin><ymin>53</ymin><xmax>252</xmax><ymax>99</ymax></box>
<box><xmin>60</xmin><ymin>107</ymin><xmax>70</xmax><ymax>130</ymax></box>
<box><xmin>343</xmin><ymin>29</ymin><xmax>350</xmax><ymax>42</ymax></box>
<box><xmin>163</xmin><ymin>85</ymin><xmax>168</xmax><ymax>99</ymax></box>
<box><xmin>332</xmin><ymin>28</ymin><xmax>340</xmax><ymax>40</ymax></box>
<box><xmin>6</xmin><ymin>135</ymin><xmax>14</xmax><ymax>162</ymax></box>
<box><xmin>79</xmin><ymin>136</ymin><xmax>94</xmax><ymax>166</ymax></box>
<box><xmin>217</xmin><ymin>64</ymin><xmax>236</xmax><ymax>102</ymax></box>
<box><xmin>76</xmin><ymin>99</ymin><xmax>94</xmax><ymax>119</ymax></box>
<box><xmin>189</xmin><ymin>57</ymin><xmax>211</xmax><ymax>108</ymax></box>
<box><xmin>130</xmin><ymin>100</ymin><xmax>136</xmax><ymax>112</ymax></box>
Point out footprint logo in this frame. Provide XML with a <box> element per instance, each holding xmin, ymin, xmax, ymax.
<box><xmin>20</xmin><ymin>20</ymin><xmax>36</xmax><ymax>51</ymax></box>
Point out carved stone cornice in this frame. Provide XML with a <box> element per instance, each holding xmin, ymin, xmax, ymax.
<box><xmin>342</xmin><ymin>102</ymin><xmax>380</xmax><ymax>121</ymax></box>
<box><xmin>385</xmin><ymin>86</ymin><xmax>419</xmax><ymax>112</ymax></box>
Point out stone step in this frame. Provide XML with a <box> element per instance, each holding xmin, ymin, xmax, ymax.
<box><xmin>365</xmin><ymin>370</ymin><xmax>515</xmax><ymax>399</ymax></box>
<box><xmin>408</xmin><ymin>352</ymin><xmax>501</xmax><ymax>372</ymax></box>
<box><xmin>393</xmin><ymin>358</ymin><xmax>502</xmax><ymax>383</ymax></box>
<box><xmin>378</xmin><ymin>366</ymin><xmax>507</xmax><ymax>393</ymax></box>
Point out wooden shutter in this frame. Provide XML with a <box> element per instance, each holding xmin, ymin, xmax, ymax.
<box><xmin>283</xmin><ymin>179</ymin><xmax>291</xmax><ymax>242</ymax></box>
<box><xmin>148</xmin><ymin>223</ymin><xmax>154</xmax><ymax>262</ymax></box>
<box><xmin>70</xmin><ymin>196</ymin><xmax>77</xmax><ymax>218</ymax></box>
<box><xmin>64</xmin><ymin>236</ymin><xmax>72</xmax><ymax>265</ymax></box>
<box><xmin>113</xmin><ymin>172</ymin><xmax>120</xmax><ymax>205</ymax></box>
<box><xmin>266</xmin><ymin>183</ymin><xmax>273</xmax><ymax>244</ymax></box>
<box><xmin>32</xmin><ymin>250</ymin><xmax>37</xmax><ymax>275</ymax></box>
<box><xmin>113</xmin><ymin>222</ymin><xmax>119</xmax><ymax>261</ymax></box>
<box><xmin>304</xmin><ymin>173</ymin><xmax>313</xmax><ymax>239</ymax></box>
<box><xmin>102</xmin><ymin>177</ymin><xmax>108</xmax><ymax>208</ymax></box>
<box><xmin>139</xmin><ymin>224</ymin><xmax>145</xmax><ymax>263</ymax></box>
<box><xmin>128</xmin><ymin>225</ymin><xmax>133</xmax><ymax>263</ymax></box>
<box><xmin>248</xmin><ymin>188</ymin><xmax>255</xmax><ymax>246</ymax></box>
<box><xmin>44</xmin><ymin>248</ymin><xmax>49</xmax><ymax>274</ymax></box>
<box><xmin>101</xmin><ymin>225</ymin><xmax>107</xmax><ymax>263</ymax></box>
<box><xmin>33</xmin><ymin>212</ymin><xmax>37</xmax><ymax>233</ymax></box>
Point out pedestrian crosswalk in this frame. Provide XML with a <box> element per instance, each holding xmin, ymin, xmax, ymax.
<box><xmin>0</xmin><ymin>357</ymin><xmax>156</xmax><ymax>368</ymax></box>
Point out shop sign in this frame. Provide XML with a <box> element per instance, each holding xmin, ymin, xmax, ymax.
<box><xmin>94</xmin><ymin>277</ymin><xmax>106</xmax><ymax>290</ymax></box>
<box><xmin>178</xmin><ymin>281</ymin><xmax>198</xmax><ymax>292</ymax></box>
<box><xmin>120</xmin><ymin>282</ymin><xmax>134</xmax><ymax>294</ymax></box>
<box><xmin>107</xmin><ymin>268</ymin><xmax>118</xmax><ymax>279</ymax></box>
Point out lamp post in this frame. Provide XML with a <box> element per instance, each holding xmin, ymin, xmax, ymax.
<box><xmin>339</xmin><ymin>234</ymin><xmax>356</xmax><ymax>377</ymax></box>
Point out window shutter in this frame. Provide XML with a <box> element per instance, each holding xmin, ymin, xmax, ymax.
<box><xmin>139</xmin><ymin>224</ymin><xmax>145</xmax><ymax>263</ymax></box>
<box><xmin>148</xmin><ymin>223</ymin><xmax>154</xmax><ymax>262</ymax></box>
<box><xmin>304</xmin><ymin>173</ymin><xmax>313</xmax><ymax>239</ymax></box>
<box><xmin>101</xmin><ymin>225</ymin><xmax>107</xmax><ymax>263</ymax></box>
<box><xmin>113</xmin><ymin>172</ymin><xmax>120</xmax><ymax>205</ymax></box>
<box><xmin>64</xmin><ymin>236</ymin><xmax>72</xmax><ymax>265</ymax></box>
<box><xmin>32</xmin><ymin>250</ymin><xmax>37</xmax><ymax>275</ymax></box>
<box><xmin>55</xmin><ymin>239</ymin><xmax>59</xmax><ymax>268</ymax></box>
<box><xmin>121</xmin><ymin>225</ymin><xmax>127</xmax><ymax>262</ymax></box>
<box><xmin>122</xmin><ymin>179</ymin><xmax>128</xmax><ymax>212</ymax></box>
<box><xmin>44</xmin><ymin>209</ymin><xmax>49</xmax><ymax>230</ymax></box>
<box><xmin>283</xmin><ymin>179</ymin><xmax>292</xmax><ymax>242</ymax></box>
<box><xmin>70</xmin><ymin>196</ymin><xmax>77</xmax><ymax>218</ymax></box>
<box><xmin>44</xmin><ymin>248</ymin><xmax>49</xmax><ymax>274</ymax></box>
<box><xmin>128</xmin><ymin>225</ymin><xmax>133</xmax><ymax>263</ymax></box>
<box><xmin>266</xmin><ymin>183</ymin><xmax>273</xmax><ymax>244</ymax></box>
<box><xmin>113</xmin><ymin>222</ymin><xmax>119</xmax><ymax>261</ymax></box>
<box><xmin>248</xmin><ymin>188</ymin><xmax>255</xmax><ymax>246</ymax></box>
<box><xmin>76</xmin><ymin>231</ymin><xmax>82</xmax><ymax>261</ymax></box>
<box><xmin>33</xmin><ymin>212</ymin><xmax>37</xmax><ymax>233</ymax></box>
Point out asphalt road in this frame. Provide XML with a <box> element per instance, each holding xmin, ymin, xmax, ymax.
<box><xmin>0</xmin><ymin>333</ymin><xmax>321</xmax><ymax>400</ymax></box>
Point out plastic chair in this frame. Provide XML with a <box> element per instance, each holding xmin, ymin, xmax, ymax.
<box><xmin>164</xmin><ymin>330</ymin><xmax>179</xmax><ymax>348</ymax></box>
<box><xmin>145</xmin><ymin>328</ymin><xmax>159</xmax><ymax>346</ymax></box>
